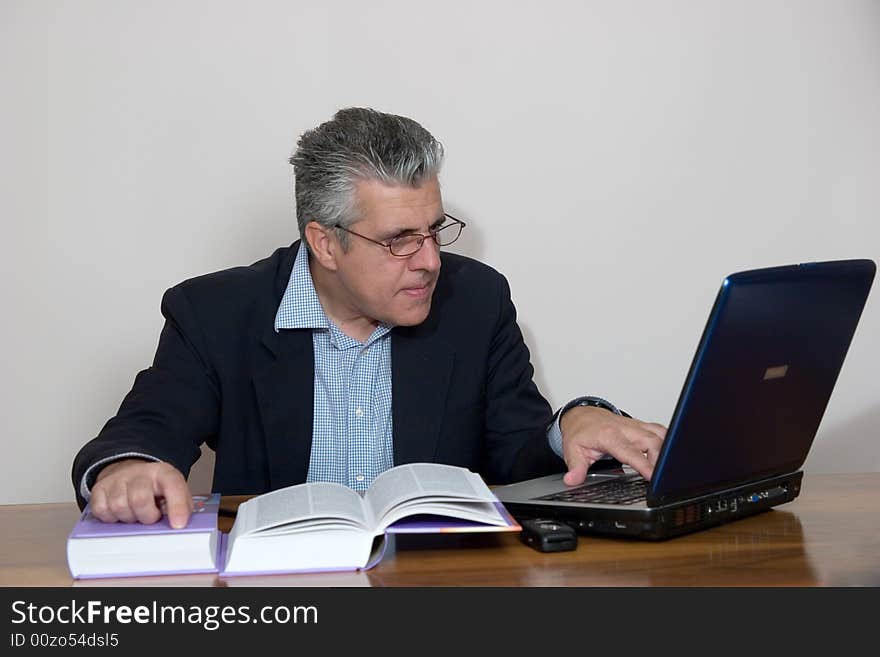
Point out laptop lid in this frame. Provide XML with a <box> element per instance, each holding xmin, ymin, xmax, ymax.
<box><xmin>647</xmin><ymin>259</ymin><xmax>875</xmax><ymax>507</ymax></box>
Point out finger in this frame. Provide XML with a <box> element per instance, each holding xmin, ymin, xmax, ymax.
<box><xmin>128</xmin><ymin>480</ymin><xmax>162</xmax><ymax>525</ymax></box>
<box><xmin>106</xmin><ymin>488</ymin><xmax>137</xmax><ymax>524</ymax></box>
<box><xmin>624</xmin><ymin>422</ymin><xmax>666</xmax><ymax>462</ymax></box>
<box><xmin>562</xmin><ymin>439</ymin><xmax>591</xmax><ymax>486</ymax></box>
<box><xmin>638</xmin><ymin>422</ymin><xmax>668</xmax><ymax>441</ymax></box>
<box><xmin>562</xmin><ymin>444</ymin><xmax>603</xmax><ymax>486</ymax></box>
<box><xmin>154</xmin><ymin>468</ymin><xmax>193</xmax><ymax>529</ymax></box>
<box><xmin>88</xmin><ymin>486</ymin><xmax>115</xmax><ymax>523</ymax></box>
<box><xmin>619</xmin><ymin>445</ymin><xmax>654</xmax><ymax>480</ymax></box>
<box><xmin>597</xmin><ymin>431</ymin><xmax>658</xmax><ymax>480</ymax></box>
<box><xmin>563</xmin><ymin>461</ymin><xmax>590</xmax><ymax>487</ymax></box>
<box><xmin>644</xmin><ymin>435</ymin><xmax>664</xmax><ymax>464</ymax></box>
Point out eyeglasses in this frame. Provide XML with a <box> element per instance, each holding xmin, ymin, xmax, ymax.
<box><xmin>333</xmin><ymin>213</ymin><xmax>467</xmax><ymax>257</ymax></box>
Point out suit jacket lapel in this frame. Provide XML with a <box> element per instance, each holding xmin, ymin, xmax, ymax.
<box><xmin>254</xmin><ymin>326</ymin><xmax>315</xmax><ymax>490</ymax></box>
<box><xmin>392</xmin><ymin>326</ymin><xmax>455</xmax><ymax>466</ymax></box>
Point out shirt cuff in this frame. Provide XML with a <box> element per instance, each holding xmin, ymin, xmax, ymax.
<box><xmin>79</xmin><ymin>452</ymin><xmax>161</xmax><ymax>502</ymax></box>
<box><xmin>547</xmin><ymin>411</ymin><xmax>565</xmax><ymax>458</ymax></box>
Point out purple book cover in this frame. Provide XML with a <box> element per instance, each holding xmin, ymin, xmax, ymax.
<box><xmin>68</xmin><ymin>494</ymin><xmax>223</xmax><ymax>579</ymax></box>
<box><xmin>70</xmin><ymin>493</ymin><xmax>221</xmax><ymax>538</ymax></box>
<box><xmin>384</xmin><ymin>502</ymin><xmax>521</xmax><ymax>534</ymax></box>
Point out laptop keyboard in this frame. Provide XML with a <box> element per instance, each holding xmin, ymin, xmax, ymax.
<box><xmin>536</xmin><ymin>475</ymin><xmax>647</xmax><ymax>505</ymax></box>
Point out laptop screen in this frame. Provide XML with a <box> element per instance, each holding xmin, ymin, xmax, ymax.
<box><xmin>648</xmin><ymin>260</ymin><xmax>875</xmax><ymax>505</ymax></box>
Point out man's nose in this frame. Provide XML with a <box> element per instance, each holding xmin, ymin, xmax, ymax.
<box><xmin>410</xmin><ymin>237</ymin><xmax>441</xmax><ymax>272</ymax></box>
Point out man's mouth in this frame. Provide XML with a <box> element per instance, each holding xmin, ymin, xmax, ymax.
<box><xmin>400</xmin><ymin>280</ymin><xmax>435</xmax><ymax>299</ymax></box>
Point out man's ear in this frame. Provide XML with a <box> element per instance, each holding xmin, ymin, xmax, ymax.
<box><xmin>304</xmin><ymin>221</ymin><xmax>340</xmax><ymax>272</ymax></box>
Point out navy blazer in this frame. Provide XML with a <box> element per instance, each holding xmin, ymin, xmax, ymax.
<box><xmin>72</xmin><ymin>242</ymin><xmax>564</xmax><ymax>508</ymax></box>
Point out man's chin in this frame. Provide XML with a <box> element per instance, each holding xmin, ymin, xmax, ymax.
<box><xmin>391</xmin><ymin>300</ymin><xmax>433</xmax><ymax>327</ymax></box>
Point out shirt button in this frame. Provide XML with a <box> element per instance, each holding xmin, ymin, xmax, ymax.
<box><xmin>355</xmin><ymin>407</ymin><xmax>363</xmax><ymax>417</ymax></box>
<box><xmin>355</xmin><ymin>474</ymin><xmax>365</xmax><ymax>482</ymax></box>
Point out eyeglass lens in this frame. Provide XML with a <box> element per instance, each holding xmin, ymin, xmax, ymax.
<box><xmin>389</xmin><ymin>221</ymin><xmax>463</xmax><ymax>256</ymax></box>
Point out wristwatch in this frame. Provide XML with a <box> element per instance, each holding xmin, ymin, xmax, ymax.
<box><xmin>557</xmin><ymin>395</ymin><xmax>627</xmax><ymax>422</ymax></box>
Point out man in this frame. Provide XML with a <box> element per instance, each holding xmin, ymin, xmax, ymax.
<box><xmin>72</xmin><ymin>108</ymin><xmax>666</xmax><ymax>528</ymax></box>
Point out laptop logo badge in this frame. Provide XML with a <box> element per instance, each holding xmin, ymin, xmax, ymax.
<box><xmin>763</xmin><ymin>365</ymin><xmax>789</xmax><ymax>380</ymax></box>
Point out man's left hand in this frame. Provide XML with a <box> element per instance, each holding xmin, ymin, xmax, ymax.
<box><xmin>560</xmin><ymin>406</ymin><xmax>667</xmax><ymax>485</ymax></box>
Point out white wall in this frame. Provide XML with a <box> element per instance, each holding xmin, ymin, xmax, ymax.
<box><xmin>2</xmin><ymin>0</ymin><xmax>878</xmax><ymax>504</ymax></box>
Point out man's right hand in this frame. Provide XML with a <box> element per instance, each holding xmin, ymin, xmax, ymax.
<box><xmin>90</xmin><ymin>459</ymin><xmax>193</xmax><ymax>528</ymax></box>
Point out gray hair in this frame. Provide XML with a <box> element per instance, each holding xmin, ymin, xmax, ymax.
<box><xmin>290</xmin><ymin>107</ymin><xmax>445</xmax><ymax>250</ymax></box>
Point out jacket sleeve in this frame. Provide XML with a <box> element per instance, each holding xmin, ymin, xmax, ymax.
<box><xmin>70</xmin><ymin>284</ymin><xmax>220</xmax><ymax>508</ymax></box>
<box><xmin>482</xmin><ymin>274</ymin><xmax>566</xmax><ymax>484</ymax></box>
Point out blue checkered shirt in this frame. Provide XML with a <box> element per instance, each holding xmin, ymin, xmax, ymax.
<box><xmin>274</xmin><ymin>245</ymin><xmax>395</xmax><ymax>491</ymax></box>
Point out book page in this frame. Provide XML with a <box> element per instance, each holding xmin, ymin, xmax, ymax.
<box><xmin>240</xmin><ymin>482</ymin><xmax>369</xmax><ymax>535</ymax></box>
<box><xmin>364</xmin><ymin>463</ymin><xmax>494</xmax><ymax>525</ymax></box>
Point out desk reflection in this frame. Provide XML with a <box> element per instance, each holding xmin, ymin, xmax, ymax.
<box><xmin>368</xmin><ymin>509</ymin><xmax>818</xmax><ymax>587</ymax></box>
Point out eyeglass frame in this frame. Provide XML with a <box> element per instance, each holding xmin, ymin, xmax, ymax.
<box><xmin>332</xmin><ymin>213</ymin><xmax>467</xmax><ymax>257</ymax></box>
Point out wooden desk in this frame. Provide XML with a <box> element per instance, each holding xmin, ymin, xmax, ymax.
<box><xmin>2</xmin><ymin>474</ymin><xmax>878</xmax><ymax>587</ymax></box>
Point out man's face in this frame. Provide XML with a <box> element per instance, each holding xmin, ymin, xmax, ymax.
<box><xmin>331</xmin><ymin>177</ymin><xmax>444</xmax><ymax>327</ymax></box>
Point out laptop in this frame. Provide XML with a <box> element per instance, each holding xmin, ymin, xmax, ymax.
<box><xmin>495</xmin><ymin>259</ymin><xmax>876</xmax><ymax>540</ymax></box>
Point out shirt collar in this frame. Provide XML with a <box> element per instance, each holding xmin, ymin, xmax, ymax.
<box><xmin>274</xmin><ymin>243</ymin><xmax>329</xmax><ymax>332</ymax></box>
<box><xmin>273</xmin><ymin>243</ymin><xmax>394</xmax><ymax>346</ymax></box>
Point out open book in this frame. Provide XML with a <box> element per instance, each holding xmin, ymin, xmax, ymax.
<box><xmin>220</xmin><ymin>463</ymin><xmax>519</xmax><ymax>576</ymax></box>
